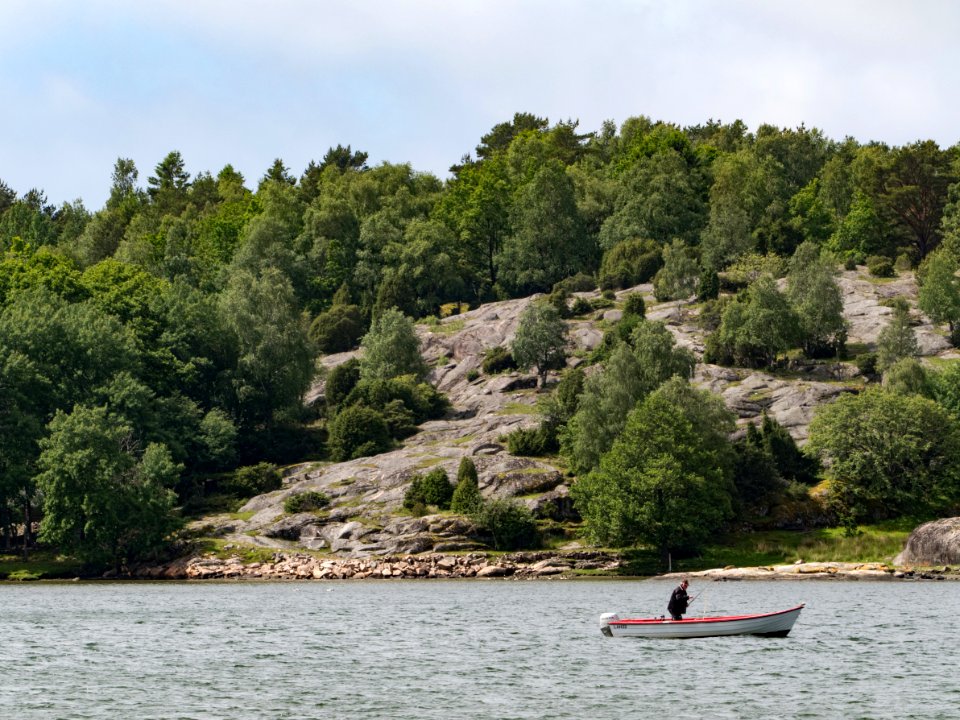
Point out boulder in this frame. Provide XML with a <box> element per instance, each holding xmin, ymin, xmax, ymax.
<box><xmin>895</xmin><ymin>517</ymin><xmax>960</xmax><ymax>566</ymax></box>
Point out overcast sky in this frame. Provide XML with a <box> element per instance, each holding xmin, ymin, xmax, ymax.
<box><xmin>1</xmin><ymin>0</ymin><xmax>958</xmax><ymax>209</ymax></box>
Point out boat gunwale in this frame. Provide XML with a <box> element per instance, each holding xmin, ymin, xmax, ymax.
<box><xmin>608</xmin><ymin>603</ymin><xmax>805</xmax><ymax>627</ymax></box>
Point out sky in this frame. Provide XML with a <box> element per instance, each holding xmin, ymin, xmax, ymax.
<box><xmin>1</xmin><ymin>0</ymin><xmax>958</xmax><ymax>209</ymax></box>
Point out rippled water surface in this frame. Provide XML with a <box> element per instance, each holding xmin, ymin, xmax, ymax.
<box><xmin>1</xmin><ymin>579</ymin><xmax>958</xmax><ymax>719</ymax></box>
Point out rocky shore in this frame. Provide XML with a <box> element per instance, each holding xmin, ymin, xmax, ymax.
<box><xmin>666</xmin><ymin>561</ymin><xmax>959</xmax><ymax>581</ymax></box>
<box><xmin>131</xmin><ymin>550</ymin><xmax>621</xmax><ymax>581</ymax></box>
<box><xmin>124</xmin><ymin>553</ymin><xmax>960</xmax><ymax>582</ymax></box>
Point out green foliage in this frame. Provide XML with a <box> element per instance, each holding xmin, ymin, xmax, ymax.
<box><xmin>563</xmin><ymin>323</ymin><xmax>694</xmax><ymax>475</ymax></box>
<box><xmin>451</xmin><ymin>460</ymin><xmax>484</xmax><ymax>516</ymax></box>
<box><xmin>36</xmin><ymin>405</ymin><xmax>181</xmax><ymax>569</ymax></box>
<box><xmin>310</xmin><ymin>304</ymin><xmax>366</xmax><ymax>354</ymax></box>
<box><xmin>325</xmin><ymin>358</ymin><xmax>361</xmax><ymax>410</ymax></box>
<box><xmin>598</xmin><ymin>237</ymin><xmax>662</xmax><ymax>290</ymax></box>
<box><xmin>554</xmin><ymin>272</ymin><xmax>596</xmax><ymax>293</ymax></box>
<box><xmin>360</xmin><ymin>307</ymin><xmax>428</xmax><ymax>382</ymax></box>
<box><xmin>808</xmin><ymin>388</ymin><xmax>960</xmax><ymax>524</ymax></box>
<box><xmin>571</xmin><ymin>378</ymin><xmax>735</xmax><ymax>552</ymax></box>
<box><xmin>481</xmin><ymin>346</ymin><xmax>517</xmax><ymax>374</ymax></box>
<box><xmin>697</xmin><ymin>267</ymin><xmax>720</xmax><ymax>301</ymax></box>
<box><xmin>855</xmin><ymin>352</ymin><xmax>879</xmax><ymax>378</ymax></box>
<box><xmin>652</xmin><ymin>239</ymin><xmax>700</xmax><ymax>301</ymax></box>
<box><xmin>497</xmin><ymin>161</ymin><xmax>595</xmax><ymax>296</ymax></box>
<box><xmin>787</xmin><ymin>241</ymin><xmax>847</xmax><ymax>357</ymax></box>
<box><xmin>327</xmin><ymin>405</ymin><xmax>392</xmax><ymax>460</ymax></box>
<box><xmin>403</xmin><ymin>468</ymin><xmax>454</xmax><ymax>510</ymax></box>
<box><xmin>621</xmin><ymin>292</ymin><xmax>646</xmax><ymax>318</ymax></box>
<box><xmin>505</xmin><ymin>424</ymin><xmax>555</xmax><ymax>456</ymax></box>
<box><xmin>876</xmin><ymin>303</ymin><xmax>919</xmax><ymax>372</ymax></box>
<box><xmin>342</xmin><ymin>375</ymin><xmax>448</xmax><ymax>426</ymax></box>
<box><xmin>918</xmin><ymin>248</ymin><xmax>960</xmax><ymax>333</ymax></box>
<box><xmin>732</xmin><ymin>423</ymin><xmax>782</xmax><ymax>518</ymax></box>
<box><xmin>867</xmin><ymin>255</ymin><xmax>895</xmax><ymax>277</ymax></box>
<box><xmin>882</xmin><ymin>357</ymin><xmax>933</xmax><ymax>397</ymax></box>
<box><xmin>284</xmin><ymin>490</ymin><xmax>330</xmax><ymax>514</ymax></box>
<box><xmin>225</xmin><ymin>462</ymin><xmax>282</xmax><ymax>497</ymax></box>
<box><xmin>706</xmin><ymin>274</ymin><xmax>800</xmax><ymax>367</ymax></box>
<box><xmin>511</xmin><ymin>301</ymin><xmax>568</xmax><ymax>386</ymax></box>
<box><xmin>476</xmin><ymin>499</ymin><xmax>539</xmax><ymax>550</ymax></box>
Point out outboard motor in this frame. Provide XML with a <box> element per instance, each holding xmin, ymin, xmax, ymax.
<box><xmin>599</xmin><ymin>612</ymin><xmax>619</xmax><ymax>637</ymax></box>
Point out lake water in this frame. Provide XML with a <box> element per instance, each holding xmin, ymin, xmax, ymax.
<box><xmin>1</xmin><ymin>579</ymin><xmax>958</xmax><ymax>719</ymax></box>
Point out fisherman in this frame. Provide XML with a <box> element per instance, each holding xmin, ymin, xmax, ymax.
<box><xmin>667</xmin><ymin>579</ymin><xmax>690</xmax><ymax>620</ymax></box>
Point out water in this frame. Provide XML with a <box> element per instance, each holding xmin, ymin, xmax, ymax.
<box><xmin>1</xmin><ymin>579</ymin><xmax>958</xmax><ymax>719</ymax></box>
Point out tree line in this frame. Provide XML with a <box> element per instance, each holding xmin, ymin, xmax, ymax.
<box><xmin>3</xmin><ymin>115</ymin><xmax>960</xmax><ymax>568</ymax></box>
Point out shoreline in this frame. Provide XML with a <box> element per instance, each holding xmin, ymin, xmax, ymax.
<box><xmin>119</xmin><ymin>554</ymin><xmax>960</xmax><ymax>582</ymax></box>
<box><xmin>6</xmin><ymin>552</ymin><xmax>957</xmax><ymax>583</ymax></box>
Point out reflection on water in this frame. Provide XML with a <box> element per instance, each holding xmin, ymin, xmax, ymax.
<box><xmin>1</xmin><ymin>579</ymin><xmax>958</xmax><ymax>719</ymax></box>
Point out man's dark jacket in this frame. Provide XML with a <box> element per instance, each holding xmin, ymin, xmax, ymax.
<box><xmin>667</xmin><ymin>585</ymin><xmax>689</xmax><ymax>617</ymax></box>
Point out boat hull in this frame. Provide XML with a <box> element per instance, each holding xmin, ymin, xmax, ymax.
<box><xmin>600</xmin><ymin>604</ymin><xmax>804</xmax><ymax>639</ymax></box>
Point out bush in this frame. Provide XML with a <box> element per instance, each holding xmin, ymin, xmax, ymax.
<box><xmin>867</xmin><ymin>255</ymin><xmax>895</xmax><ymax>278</ymax></box>
<box><xmin>310</xmin><ymin>304</ymin><xmax>365</xmax><ymax>354</ymax></box>
<box><xmin>326</xmin><ymin>358</ymin><xmax>361</xmax><ymax>410</ymax></box>
<box><xmin>342</xmin><ymin>375</ymin><xmax>449</xmax><ymax>426</ymax></box>
<box><xmin>855</xmin><ymin>352</ymin><xmax>878</xmax><ymax>377</ymax></box>
<box><xmin>602</xmin><ymin>289</ymin><xmax>616</xmax><ymax>300</ymax></box>
<box><xmin>895</xmin><ymin>253</ymin><xmax>912</xmax><ymax>272</ymax></box>
<box><xmin>697</xmin><ymin>268</ymin><xmax>720</xmax><ymax>301</ymax></box>
<box><xmin>843</xmin><ymin>257</ymin><xmax>858</xmax><ymax>271</ymax></box>
<box><xmin>598</xmin><ymin>238</ymin><xmax>663</xmax><ymax>290</ymax></box>
<box><xmin>451</xmin><ymin>457</ymin><xmax>484</xmax><ymax>516</ymax></box>
<box><xmin>327</xmin><ymin>405</ymin><xmax>392</xmax><ymax>460</ymax></box>
<box><xmin>548</xmin><ymin>286</ymin><xmax>571</xmax><ymax>318</ymax></box>
<box><xmin>284</xmin><ymin>490</ymin><xmax>330</xmax><ymax>514</ymax></box>
<box><xmin>403</xmin><ymin>467</ymin><xmax>454</xmax><ymax>510</ymax></box>
<box><xmin>556</xmin><ymin>272</ymin><xmax>596</xmax><ymax>293</ymax></box>
<box><xmin>477</xmin><ymin>499</ymin><xmax>539</xmax><ymax>550</ymax></box>
<box><xmin>466</xmin><ymin>368</ymin><xmax>480</xmax><ymax>382</ymax></box>
<box><xmin>505</xmin><ymin>424</ymin><xmax>556</xmax><ymax>456</ymax></box>
<box><xmin>381</xmin><ymin>399</ymin><xmax>418</xmax><ymax>439</ymax></box>
<box><xmin>225</xmin><ymin>462</ymin><xmax>282</xmax><ymax>497</ymax></box>
<box><xmin>622</xmin><ymin>293</ymin><xmax>646</xmax><ymax>318</ymax></box>
<box><xmin>482</xmin><ymin>346</ymin><xmax>517</xmax><ymax>374</ymax></box>
<box><xmin>570</xmin><ymin>297</ymin><xmax>593</xmax><ymax>316</ymax></box>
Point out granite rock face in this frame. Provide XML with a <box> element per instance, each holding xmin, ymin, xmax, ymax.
<box><xmin>195</xmin><ymin>268</ymin><xmax>957</xmax><ymax>559</ymax></box>
<box><xmin>895</xmin><ymin>517</ymin><xmax>960</xmax><ymax>566</ymax></box>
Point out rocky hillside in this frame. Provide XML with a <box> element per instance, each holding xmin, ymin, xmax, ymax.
<box><xmin>190</xmin><ymin>266</ymin><xmax>957</xmax><ymax>558</ymax></box>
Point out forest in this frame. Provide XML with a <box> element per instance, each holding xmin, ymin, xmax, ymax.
<box><xmin>3</xmin><ymin>113</ymin><xmax>960</xmax><ymax>571</ymax></box>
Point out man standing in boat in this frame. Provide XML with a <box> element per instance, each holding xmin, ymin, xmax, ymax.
<box><xmin>668</xmin><ymin>579</ymin><xmax>690</xmax><ymax>620</ymax></box>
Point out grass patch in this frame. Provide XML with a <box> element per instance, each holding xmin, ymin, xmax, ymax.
<box><xmin>0</xmin><ymin>550</ymin><xmax>85</xmax><ymax>580</ymax></box>
<box><xmin>414</xmin><ymin>456</ymin><xmax>444</xmax><ymax>469</ymax></box>
<box><xmin>617</xmin><ymin>521</ymin><xmax>914</xmax><ymax>576</ymax></box>
<box><xmin>497</xmin><ymin>402</ymin><xmax>539</xmax><ymax>416</ymax></box>
<box><xmin>420</xmin><ymin>317</ymin><xmax>466</xmax><ymax>336</ymax></box>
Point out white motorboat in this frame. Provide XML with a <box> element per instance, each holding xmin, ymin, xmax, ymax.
<box><xmin>600</xmin><ymin>604</ymin><xmax>804</xmax><ymax>639</ymax></box>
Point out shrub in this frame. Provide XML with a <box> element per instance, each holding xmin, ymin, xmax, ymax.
<box><xmin>601</xmin><ymin>289</ymin><xmax>616</xmax><ymax>300</ymax></box>
<box><xmin>477</xmin><ymin>499</ymin><xmax>539</xmax><ymax>550</ymax></box>
<box><xmin>894</xmin><ymin>253</ymin><xmax>912</xmax><ymax>272</ymax></box>
<box><xmin>225</xmin><ymin>463</ymin><xmax>282</xmax><ymax>497</ymax></box>
<box><xmin>325</xmin><ymin>358</ymin><xmax>361</xmax><ymax>410</ymax></box>
<box><xmin>284</xmin><ymin>490</ymin><xmax>330</xmax><ymax>514</ymax></box>
<box><xmin>310</xmin><ymin>304</ymin><xmax>365</xmax><ymax>354</ymax></box>
<box><xmin>505</xmin><ymin>424</ymin><xmax>556</xmax><ymax>456</ymax></box>
<box><xmin>622</xmin><ymin>293</ymin><xmax>646</xmax><ymax>318</ymax></box>
<box><xmin>466</xmin><ymin>368</ymin><xmax>480</xmax><ymax>382</ymax></box>
<box><xmin>403</xmin><ymin>467</ymin><xmax>454</xmax><ymax>510</ymax></box>
<box><xmin>598</xmin><ymin>238</ymin><xmax>663</xmax><ymax>290</ymax></box>
<box><xmin>867</xmin><ymin>255</ymin><xmax>895</xmax><ymax>278</ymax></box>
<box><xmin>556</xmin><ymin>272</ymin><xmax>597</xmax><ymax>293</ymax></box>
<box><xmin>482</xmin><ymin>346</ymin><xmax>517</xmax><ymax>374</ymax></box>
<box><xmin>342</xmin><ymin>376</ymin><xmax>449</xmax><ymax>425</ymax></box>
<box><xmin>327</xmin><ymin>405</ymin><xmax>392</xmax><ymax>460</ymax></box>
<box><xmin>843</xmin><ymin>257</ymin><xmax>858</xmax><ymax>271</ymax></box>
<box><xmin>570</xmin><ymin>297</ymin><xmax>593</xmax><ymax>316</ymax></box>
<box><xmin>548</xmin><ymin>286</ymin><xmax>571</xmax><ymax>318</ymax></box>
<box><xmin>855</xmin><ymin>352</ymin><xmax>878</xmax><ymax>377</ymax></box>
<box><xmin>381</xmin><ymin>399</ymin><xmax>418</xmax><ymax>439</ymax></box>
<box><xmin>697</xmin><ymin>268</ymin><xmax>720</xmax><ymax>301</ymax></box>
<box><xmin>451</xmin><ymin>457</ymin><xmax>484</xmax><ymax>516</ymax></box>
